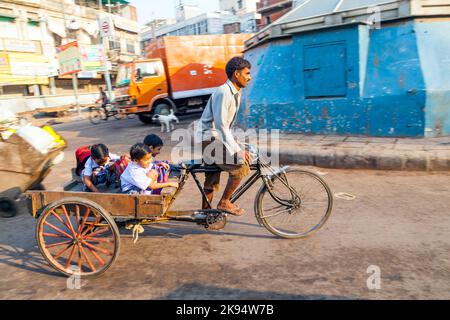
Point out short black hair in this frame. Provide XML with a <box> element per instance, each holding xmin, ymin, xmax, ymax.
<box><xmin>143</xmin><ymin>134</ymin><xmax>163</xmax><ymax>148</ymax></box>
<box><xmin>226</xmin><ymin>56</ymin><xmax>251</xmax><ymax>79</ymax></box>
<box><xmin>130</xmin><ymin>143</ymin><xmax>151</xmax><ymax>161</ymax></box>
<box><xmin>90</xmin><ymin>144</ymin><xmax>109</xmax><ymax>160</ymax></box>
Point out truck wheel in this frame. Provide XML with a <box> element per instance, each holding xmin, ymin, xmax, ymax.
<box><xmin>138</xmin><ymin>113</ymin><xmax>154</xmax><ymax>124</ymax></box>
<box><xmin>154</xmin><ymin>104</ymin><xmax>171</xmax><ymax>116</ymax></box>
<box><xmin>0</xmin><ymin>198</ymin><xmax>18</xmax><ymax>218</ymax></box>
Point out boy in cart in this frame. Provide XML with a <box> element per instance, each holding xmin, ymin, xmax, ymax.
<box><xmin>82</xmin><ymin>144</ymin><xmax>120</xmax><ymax>192</ymax></box>
<box><xmin>120</xmin><ymin>143</ymin><xmax>178</xmax><ymax>195</ymax></box>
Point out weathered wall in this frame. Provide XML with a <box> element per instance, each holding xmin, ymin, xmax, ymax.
<box><xmin>237</xmin><ymin>18</ymin><xmax>450</xmax><ymax>137</ymax></box>
<box><xmin>415</xmin><ymin>19</ymin><xmax>450</xmax><ymax>137</ymax></box>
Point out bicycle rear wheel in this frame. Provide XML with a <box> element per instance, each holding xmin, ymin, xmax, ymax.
<box><xmin>89</xmin><ymin>108</ymin><xmax>106</xmax><ymax>125</ymax></box>
<box><xmin>113</xmin><ymin>112</ymin><xmax>124</xmax><ymax>120</ymax></box>
<box><xmin>255</xmin><ymin>169</ymin><xmax>333</xmax><ymax>239</ymax></box>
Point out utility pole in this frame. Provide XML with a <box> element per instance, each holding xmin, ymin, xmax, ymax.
<box><xmin>99</xmin><ymin>0</ymin><xmax>113</xmax><ymax>102</ymax></box>
<box><xmin>60</xmin><ymin>0</ymin><xmax>82</xmax><ymax>118</ymax></box>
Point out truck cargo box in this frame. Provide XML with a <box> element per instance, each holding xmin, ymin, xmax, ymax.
<box><xmin>145</xmin><ymin>34</ymin><xmax>253</xmax><ymax>100</ymax></box>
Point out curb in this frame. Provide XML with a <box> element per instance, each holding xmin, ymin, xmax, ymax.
<box><xmin>262</xmin><ymin>147</ymin><xmax>450</xmax><ymax>171</ymax></box>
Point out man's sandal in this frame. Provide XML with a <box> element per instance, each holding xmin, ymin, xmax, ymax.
<box><xmin>217</xmin><ymin>205</ymin><xmax>245</xmax><ymax>216</ymax></box>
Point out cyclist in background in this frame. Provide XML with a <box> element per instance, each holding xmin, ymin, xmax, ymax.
<box><xmin>96</xmin><ymin>87</ymin><xmax>110</xmax><ymax>113</ymax></box>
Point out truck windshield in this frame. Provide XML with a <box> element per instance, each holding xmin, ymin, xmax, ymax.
<box><xmin>135</xmin><ymin>61</ymin><xmax>159</xmax><ymax>78</ymax></box>
<box><xmin>116</xmin><ymin>65</ymin><xmax>132</xmax><ymax>87</ymax></box>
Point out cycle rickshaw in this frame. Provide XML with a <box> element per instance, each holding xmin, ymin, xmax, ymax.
<box><xmin>27</xmin><ymin>146</ymin><xmax>333</xmax><ymax>278</ymax></box>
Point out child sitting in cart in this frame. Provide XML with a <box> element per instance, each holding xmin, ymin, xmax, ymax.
<box><xmin>143</xmin><ymin>134</ymin><xmax>173</xmax><ymax>194</ymax></box>
<box><xmin>82</xmin><ymin>144</ymin><xmax>120</xmax><ymax>193</ymax></box>
<box><xmin>120</xmin><ymin>143</ymin><xmax>178</xmax><ymax>195</ymax></box>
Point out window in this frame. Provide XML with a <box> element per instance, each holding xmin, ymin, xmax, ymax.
<box><xmin>238</xmin><ymin>0</ymin><xmax>243</xmax><ymax>9</ymax></box>
<box><xmin>303</xmin><ymin>42</ymin><xmax>347</xmax><ymax>98</ymax></box>
<box><xmin>109</xmin><ymin>39</ymin><xmax>121</xmax><ymax>50</ymax></box>
<box><xmin>116</xmin><ymin>65</ymin><xmax>132</xmax><ymax>87</ymax></box>
<box><xmin>126</xmin><ymin>40</ymin><xmax>135</xmax><ymax>53</ymax></box>
<box><xmin>265</xmin><ymin>16</ymin><xmax>271</xmax><ymax>25</ymax></box>
<box><xmin>136</xmin><ymin>61</ymin><xmax>159</xmax><ymax>78</ymax></box>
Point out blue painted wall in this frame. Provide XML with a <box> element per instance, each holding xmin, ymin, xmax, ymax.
<box><xmin>238</xmin><ymin>19</ymin><xmax>450</xmax><ymax>137</ymax></box>
<box><xmin>415</xmin><ymin>20</ymin><xmax>450</xmax><ymax>137</ymax></box>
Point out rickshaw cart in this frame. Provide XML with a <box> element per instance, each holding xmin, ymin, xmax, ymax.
<box><xmin>0</xmin><ymin>134</ymin><xmax>65</xmax><ymax>218</ymax></box>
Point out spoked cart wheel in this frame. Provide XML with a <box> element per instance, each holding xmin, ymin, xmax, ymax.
<box><xmin>36</xmin><ymin>198</ymin><xmax>120</xmax><ymax>278</ymax></box>
<box><xmin>256</xmin><ymin>169</ymin><xmax>333</xmax><ymax>239</ymax></box>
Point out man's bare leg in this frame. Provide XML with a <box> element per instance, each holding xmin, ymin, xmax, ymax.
<box><xmin>217</xmin><ymin>176</ymin><xmax>244</xmax><ymax>215</ymax></box>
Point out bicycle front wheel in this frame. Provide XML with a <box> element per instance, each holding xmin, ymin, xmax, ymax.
<box><xmin>89</xmin><ymin>108</ymin><xmax>106</xmax><ymax>125</ymax></box>
<box><xmin>255</xmin><ymin>169</ymin><xmax>333</xmax><ymax>239</ymax></box>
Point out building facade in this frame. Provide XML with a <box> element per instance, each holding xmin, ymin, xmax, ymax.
<box><xmin>0</xmin><ymin>0</ymin><xmax>142</xmax><ymax>107</ymax></box>
<box><xmin>141</xmin><ymin>0</ymin><xmax>260</xmax><ymax>47</ymax></box>
<box><xmin>238</xmin><ymin>0</ymin><xmax>450</xmax><ymax>138</ymax></box>
<box><xmin>256</xmin><ymin>0</ymin><xmax>293</xmax><ymax>29</ymax></box>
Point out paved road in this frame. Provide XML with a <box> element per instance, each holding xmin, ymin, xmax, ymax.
<box><xmin>1</xmin><ymin>117</ymin><xmax>449</xmax><ymax>299</ymax></box>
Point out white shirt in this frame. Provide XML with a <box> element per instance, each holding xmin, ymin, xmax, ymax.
<box><xmin>120</xmin><ymin>162</ymin><xmax>154</xmax><ymax>192</ymax></box>
<box><xmin>196</xmin><ymin>80</ymin><xmax>242</xmax><ymax>156</ymax></box>
<box><xmin>82</xmin><ymin>153</ymin><xmax>119</xmax><ymax>177</ymax></box>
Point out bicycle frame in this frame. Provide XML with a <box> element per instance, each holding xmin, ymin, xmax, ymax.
<box><xmin>172</xmin><ymin>159</ymin><xmax>298</xmax><ymax>211</ymax></box>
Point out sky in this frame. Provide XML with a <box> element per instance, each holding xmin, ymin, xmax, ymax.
<box><xmin>129</xmin><ymin>0</ymin><xmax>220</xmax><ymax>24</ymax></box>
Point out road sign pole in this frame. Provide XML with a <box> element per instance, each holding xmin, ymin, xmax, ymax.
<box><xmin>104</xmin><ymin>63</ymin><xmax>113</xmax><ymax>102</ymax></box>
<box><xmin>72</xmin><ymin>73</ymin><xmax>82</xmax><ymax>118</ymax></box>
<box><xmin>99</xmin><ymin>17</ymin><xmax>114</xmax><ymax>103</ymax></box>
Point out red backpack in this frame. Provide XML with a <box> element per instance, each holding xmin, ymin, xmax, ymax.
<box><xmin>113</xmin><ymin>155</ymin><xmax>129</xmax><ymax>177</ymax></box>
<box><xmin>75</xmin><ymin>145</ymin><xmax>91</xmax><ymax>176</ymax></box>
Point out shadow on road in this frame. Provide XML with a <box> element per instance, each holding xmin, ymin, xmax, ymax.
<box><xmin>118</xmin><ymin>221</ymin><xmax>276</xmax><ymax>240</ymax></box>
<box><xmin>0</xmin><ymin>245</ymin><xmax>62</xmax><ymax>278</ymax></box>
<box><xmin>158</xmin><ymin>283</ymin><xmax>358</xmax><ymax>300</ymax></box>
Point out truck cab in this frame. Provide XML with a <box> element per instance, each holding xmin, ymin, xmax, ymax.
<box><xmin>115</xmin><ymin>59</ymin><xmax>169</xmax><ymax>119</ymax></box>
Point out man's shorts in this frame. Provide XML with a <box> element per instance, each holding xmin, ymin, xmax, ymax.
<box><xmin>202</xmin><ymin>139</ymin><xmax>251</xmax><ymax>192</ymax></box>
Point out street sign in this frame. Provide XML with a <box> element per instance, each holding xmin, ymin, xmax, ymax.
<box><xmin>57</xmin><ymin>41</ymin><xmax>82</xmax><ymax>76</ymax></box>
<box><xmin>79</xmin><ymin>45</ymin><xmax>107</xmax><ymax>72</ymax></box>
<box><xmin>99</xmin><ymin>18</ymin><xmax>114</xmax><ymax>38</ymax></box>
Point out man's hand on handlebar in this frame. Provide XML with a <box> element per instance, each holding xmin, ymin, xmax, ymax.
<box><xmin>238</xmin><ymin>149</ymin><xmax>254</xmax><ymax>164</ymax></box>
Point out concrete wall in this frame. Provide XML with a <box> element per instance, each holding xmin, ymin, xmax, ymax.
<box><xmin>415</xmin><ymin>19</ymin><xmax>450</xmax><ymax>137</ymax></box>
<box><xmin>0</xmin><ymin>93</ymin><xmax>98</xmax><ymax>114</ymax></box>
<box><xmin>238</xmin><ymin>18</ymin><xmax>450</xmax><ymax>137</ymax></box>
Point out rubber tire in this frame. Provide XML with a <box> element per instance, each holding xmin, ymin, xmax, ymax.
<box><xmin>255</xmin><ymin>169</ymin><xmax>333</xmax><ymax>239</ymax></box>
<box><xmin>138</xmin><ymin>112</ymin><xmax>154</xmax><ymax>124</ymax></box>
<box><xmin>113</xmin><ymin>112</ymin><xmax>124</xmax><ymax>120</ymax></box>
<box><xmin>89</xmin><ymin>108</ymin><xmax>106</xmax><ymax>125</ymax></box>
<box><xmin>0</xmin><ymin>198</ymin><xmax>17</xmax><ymax>218</ymax></box>
<box><xmin>36</xmin><ymin>197</ymin><xmax>121</xmax><ymax>278</ymax></box>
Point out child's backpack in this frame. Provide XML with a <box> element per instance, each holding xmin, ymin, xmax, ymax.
<box><xmin>75</xmin><ymin>145</ymin><xmax>91</xmax><ymax>176</ymax></box>
<box><xmin>113</xmin><ymin>155</ymin><xmax>129</xmax><ymax>177</ymax></box>
<box><xmin>151</xmin><ymin>161</ymin><xmax>171</xmax><ymax>195</ymax></box>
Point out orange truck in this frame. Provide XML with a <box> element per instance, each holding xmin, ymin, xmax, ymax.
<box><xmin>114</xmin><ymin>34</ymin><xmax>252</xmax><ymax>124</ymax></box>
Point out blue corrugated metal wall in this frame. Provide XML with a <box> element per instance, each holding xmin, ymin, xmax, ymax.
<box><xmin>237</xmin><ymin>19</ymin><xmax>450</xmax><ymax>137</ymax></box>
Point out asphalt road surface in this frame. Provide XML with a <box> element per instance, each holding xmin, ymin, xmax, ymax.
<box><xmin>1</xmin><ymin>117</ymin><xmax>449</xmax><ymax>299</ymax></box>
